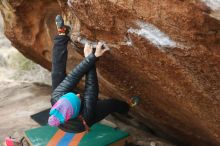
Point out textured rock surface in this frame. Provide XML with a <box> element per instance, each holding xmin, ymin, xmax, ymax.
<box><xmin>1</xmin><ymin>0</ymin><xmax>220</xmax><ymax>145</ymax></box>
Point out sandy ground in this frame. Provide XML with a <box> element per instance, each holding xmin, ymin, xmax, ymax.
<box><xmin>0</xmin><ymin>81</ymin><xmax>51</xmax><ymax>144</ymax></box>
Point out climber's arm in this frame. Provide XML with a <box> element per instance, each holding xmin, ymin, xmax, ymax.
<box><xmin>82</xmin><ymin>65</ymin><xmax>99</xmax><ymax>124</ymax></box>
<box><xmin>51</xmin><ymin>53</ymin><xmax>97</xmax><ymax>105</ymax></box>
<box><xmin>82</xmin><ymin>42</ymin><xmax>109</xmax><ymax>124</ymax></box>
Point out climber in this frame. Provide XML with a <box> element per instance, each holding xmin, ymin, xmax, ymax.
<box><xmin>48</xmin><ymin>15</ymin><xmax>140</xmax><ymax>133</ymax></box>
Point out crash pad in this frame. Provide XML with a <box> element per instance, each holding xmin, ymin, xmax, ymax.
<box><xmin>24</xmin><ymin>123</ymin><xmax>129</xmax><ymax>146</ymax></box>
<box><xmin>30</xmin><ymin>108</ymin><xmax>50</xmax><ymax>126</ymax></box>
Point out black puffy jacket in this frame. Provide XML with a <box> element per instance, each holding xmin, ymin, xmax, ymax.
<box><xmin>51</xmin><ymin>53</ymin><xmax>98</xmax><ymax>133</ymax></box>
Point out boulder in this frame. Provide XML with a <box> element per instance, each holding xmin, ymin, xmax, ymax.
<box><xmin>1</xmin><ymin>0</ymin><xmax>220</xmax><ymax>145</ymax></box>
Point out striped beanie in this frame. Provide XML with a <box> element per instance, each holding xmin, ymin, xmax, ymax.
<box><xmin>48</xmin><ymin>92</ymin><xmax>81</xmax><ymax>127</ymax></box>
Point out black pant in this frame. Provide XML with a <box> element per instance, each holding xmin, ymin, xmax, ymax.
<box><xmin>51</xmin><ymin>35</ymin><xmax>129</xmax><ymax>127</ymax></box>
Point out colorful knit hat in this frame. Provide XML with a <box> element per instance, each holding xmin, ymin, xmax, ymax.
<box><xmin>48</xmin><ymin>92</ymin><xmax>81</xmax><ymax>127</ymax></box>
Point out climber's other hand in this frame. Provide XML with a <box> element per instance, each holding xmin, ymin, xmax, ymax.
<box><xmin>84</xmin><ymin>42</ymin><xmax>93</xmax><ymax>57</ymax></box>
<box><xmin>95</xmin><ymin>42</ymin><xmax>110</xmax><ymax>57</ymax></box>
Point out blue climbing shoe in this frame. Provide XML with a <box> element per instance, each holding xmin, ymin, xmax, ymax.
<box><xmin>55</xmin><ymin>15</ymin><xmax>64</xmax><ymax>29</ymax></box>
<box><xmin>55</xmin><ymin>15</ymin><xmax>71</xmax><ymax>35</ymax></box>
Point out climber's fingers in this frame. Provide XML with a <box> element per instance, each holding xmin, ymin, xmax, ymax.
<box><xmin>94</xmin><ymin>42</ymin><xmax>110</xmax><ymax>57</ymax></box>
<box><xmin>96</xmin><ymin>42</ymin><xmax>104</xmax><ymax>50</ymax></box>
<box><xmin>84</xmin><ymin>42</ymin><xmax>93</xmax><ymax>57</ymax></box>
<box><xmin>102</xmin><ymin>43</ymin><xmax>110</xmax><ymax>52</ymax></box>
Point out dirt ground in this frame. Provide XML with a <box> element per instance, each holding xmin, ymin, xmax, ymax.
<box><xmin>0</xmin><ymin>81</ymin><xmax>51</xmax><ymax>144</ymax></box>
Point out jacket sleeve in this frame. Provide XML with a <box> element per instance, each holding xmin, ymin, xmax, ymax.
<box><xmin>51</xmin><ymin>53</ymin><xmax>97</xmax><ymax>105</ymax></box>
<box><xmin>82</xmin><ymin>65</ymin><xmax>99</xmax><ymax>125</ymax></box>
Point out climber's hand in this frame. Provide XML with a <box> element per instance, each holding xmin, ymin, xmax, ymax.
<box><xmin>84</xmin><ymin>42</ymin><xmax>93</xmax><ymax>57</ymax></box>
<box><xmin>95</xmin><ymin>42</ymin><xmax>110</xmax><ymax>57</ymax></box>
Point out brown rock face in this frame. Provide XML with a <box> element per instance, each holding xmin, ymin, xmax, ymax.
<box><xmin>1</xmin><ymin>0</ymin><xmax>220</xmax><ymax>145</ymax></box>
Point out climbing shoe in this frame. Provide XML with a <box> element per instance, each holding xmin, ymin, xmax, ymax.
<box><xmin>128</xmin><ymin>96</ymin><xmax>140</xmax><ymax>107</ymax></box>
<box><xmin>55</xmin><ymin>15</ymin><xmax>71</xmax><ymax>35</ymax></box>
<box><xmin>55</xmin><ymin>15</ymin><xmax>64</xmax><ymax>29</ymax></box>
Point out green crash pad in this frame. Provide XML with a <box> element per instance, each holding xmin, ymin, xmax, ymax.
<box><xmin>24</xmin><ymin>123</ymin><xmax>129</xmax><ymax>146</ymax></box>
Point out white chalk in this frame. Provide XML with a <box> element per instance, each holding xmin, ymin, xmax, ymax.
<box><xmin>125</xmin><ymin>36</ymin><xmax>133</xmax><ymax>46</ymax></box>
<box><xmin>76</xmin><ymin>36</ymin><xmax>132</xmax><ymax>49</ymax></box>
<box><xmin>201</xmin><ymin>0</ymin><xmax>220</xmax><ymax>10</ymax></box>
<box><xmin>128</xmin><ymin>21</ymin><xmax>177</xmax><ymax>50</ymax></box>
<box><xmin>77</xmin><ymin>37</ymin><xmax>98</xmax><ymax>48</ymax></box>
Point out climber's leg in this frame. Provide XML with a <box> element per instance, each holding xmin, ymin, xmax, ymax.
<box><xmin>87</xmin><ymin>99</ymin><xmax>130</xmax><ymax>126</ymax></box>
<box><xmin>82</xmin><ymin>65</ymin><xmax>99</xmax><ymax>125</ymax></box>
<box><xmin>87</xmin><ymin>95</ymin><xmax>141</xmax><ymax>126</ymax></box>
<box><xmin>51</xmin><ymin>15</ymin><xmax>70</xmax><ymax>91</ymax></box>
<box><xmin>51</xmin><ymin>35</ymin><xmax>70</xmax><ymax>91</ymax></box>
